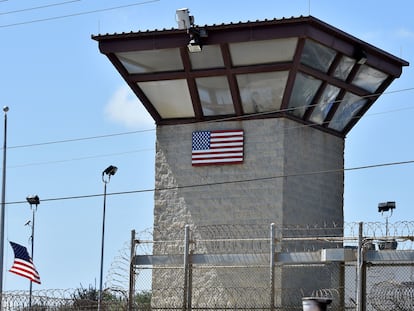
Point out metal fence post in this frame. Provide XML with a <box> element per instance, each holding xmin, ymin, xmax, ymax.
<box><xmin>270</xmin><ymin>223</ymin><xmax>275</xmax><ymax>311</ymax></box>
<box><xmin>183</xmin><ymin>225</ymin><xmax>190</xmax><ymax>311</ymax></box>
<box><xmin>129</xmin><ymin>229</ymin><xmax>135</xmax><ymax>311</ymax></box>
<box><xmin>356</xmin><ymin>222</ymin><xmax>365</xmax><ymax>311</ymax></box>
<box><xmin>188</xmin><ymin>248</ymin><xmax>193</xmax><ymax>311</ymax></box>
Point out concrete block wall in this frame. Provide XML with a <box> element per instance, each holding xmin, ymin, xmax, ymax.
<box><xmin>154</xmin><ymin>119</ymin><xmax>285</xmax><ymax>241</ymax></box>
<box><xmin>152</xmin><ymin>117</ymin><xmax>344</xmax><ymax>307</ymax></box>
<box><xmin>154</xmin><ymin>118</ymin><xmax>343</xmax><ymax>239</ymax></box>
<box><xmin>283</xmin><ymin>123</ymin><xmax>344</xmax><ymax>227</ymax></box>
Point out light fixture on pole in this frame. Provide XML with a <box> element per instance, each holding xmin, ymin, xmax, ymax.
<box><xmin>378</xmin><ymin>201</ymin><xmax>396</xmax><ymax>237</ymax></box>
<box><xmin>0</xmin><ymin>106</ymin><xmax>9</xmax><ymax>310</ymax></box>
<box><xmin>378</xmin><ymin>201</ymin><xmax>397</xmax><ymax>250</ymax></box>
<box><xmin>187</xmin><ymin>28</ymin><xmax>207</xmax><ymax>53</ymax></box>
<box><xmin>175</xmin><ymin>7</ymin><xmax>207</xmax><ymax>53</ymax></box>
<box><xmin>26</xmin><ymin>194</ymin><xmax>40</xmax><ymax>309</ymax></box>
<box><xmin>98</xmin><ymin>165</ymin><xmax>117</xmax><ymax>311</ymax></box>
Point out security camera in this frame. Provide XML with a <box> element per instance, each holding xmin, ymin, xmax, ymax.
<box><xmin>176</xmin><ymin>8</ymin><xmax>194</xmax><ymax>30</ymax></box>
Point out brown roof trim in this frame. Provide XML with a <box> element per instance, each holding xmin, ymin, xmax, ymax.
<box><xmin>93</xmin><ymin>15</ymin><xmax>408</xmax><ymax>78</ymax></box>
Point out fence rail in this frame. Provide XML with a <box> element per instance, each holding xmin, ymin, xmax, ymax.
<box><xmin>2</xmin><ymin>222</ymin><xmax>414</xmax><ymax>310</ymax></box>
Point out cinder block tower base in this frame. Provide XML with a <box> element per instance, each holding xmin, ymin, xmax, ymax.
<box><xmin>152</xmin><ymin>118</ymin><xmax>344</xmax><ymax>308</ymax></box>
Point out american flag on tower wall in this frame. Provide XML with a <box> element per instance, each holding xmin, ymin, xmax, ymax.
<box><xmin>191</xmin><ymin>129</ymin><xmax>244</xmax><ymax>166</ymax></box>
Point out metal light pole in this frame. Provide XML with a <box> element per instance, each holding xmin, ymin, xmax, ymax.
<box><xmin>378</xmin><ymin>201</ymin><xmax>396</xmax><ymax>237</ymax></box>
<box><xmin>98</xmin><ymin>165</ymin><xmax>117</xmax><ymax>311</ymax></box>
<box><xmin>26</xmin><ymin>195</ymin><xmax>40</xmax><ymax>310</ymax></box>
<box><xmin>378</xmin><ymin>201</ymin><xmax>397</xmax><ymax>250</ymax></box>
<box><xmin>0</xmin><ymin>106</ymin><xmax>9</xmax><ymax>309</ymax></box>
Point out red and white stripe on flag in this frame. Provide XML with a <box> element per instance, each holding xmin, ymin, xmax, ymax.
<box><xmin>192</xmin><ymin>129</ymin><xmax>244</xmax><ymax>166</ymax></box>
<box><xmin>9</xmin><ymin>241</ymin><xmax>41</xmax><ymax>284</ymax></box>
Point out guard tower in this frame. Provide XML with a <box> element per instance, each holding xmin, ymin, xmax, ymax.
<box><xmin>93</xmin><ymin>14</ymin><xmax>408</xmax><ymax>309</ymax></box>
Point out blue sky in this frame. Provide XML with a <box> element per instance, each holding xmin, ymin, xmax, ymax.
<box><xmin>1</xmin><ymin>0</ymin><xmax>413</xmax><ymax>291</ymax></box>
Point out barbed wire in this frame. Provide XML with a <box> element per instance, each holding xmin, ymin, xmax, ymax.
<box><xmin>3</xmin><ymin>221</ymin><xmax>414</xmax><ymax>310</ymax></box>
<box><xmin>106</xmin><ymin>228</ymin><xmax>153</xmax><ymax>291</ymax></box>
<box><xmin>369</xmin><ymin>281</ymin><xmax>414</xmax><ymax>311</ymax></box>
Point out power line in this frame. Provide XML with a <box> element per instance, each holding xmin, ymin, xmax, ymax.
<box><xmin>5</xmin><ymin>158</ymin><xmax>414</xmax><ymax>206</ymax></box>
<box><xmin>7</xmin><ymin>128</ymin><xmax>155</xmax><ymax>149</ymax></box>
<box><xmin>0</xmin><ymin>0</ymin><xmax>160</xmax><ymax>28</ymax></box>
<box><xmin>207</xmin><ymin>87</ymin><xmax>414</xmax><ymax>124</ymax></box>
<box><xmin>3</xmin><ymin>86</ymin><xmax>414</xmax><ymax>168</ymax></box>
<box><xmin>6</xmin><ymin>86</ymin><xmax>414</xmax><ymax>151</ymax></box>
<box><xmin>0</xmin><ymin>0</ymin><xmax>81</xmax><ymax>15</ymax></box>
<box><xmin>8</xmin><ymin>148</ymin><xmax>154</xmax><ymax>168</ymax></box>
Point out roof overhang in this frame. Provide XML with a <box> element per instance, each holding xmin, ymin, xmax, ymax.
<box><xmin>92</xmin><ymin>15</ymin><xmax>408</xmax><ymax>137</ymax></box>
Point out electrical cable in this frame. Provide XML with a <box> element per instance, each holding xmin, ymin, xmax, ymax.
<box><xmin>0</xmin><ymin>0</ymin><xmax>81</xmax><ymax>15</ymax></box>
<box><xmin>3</xmin><ymin>86</ymin><xmax>414</xmax><ymax>169</ymax></box>
<box><xmin>8</xmin><ymin>148</ymin><xmax>154</xmax><ymax>168</ymax></box>
<box><xmin>4</xmin><ymin>158</ymin><xmax>414</xmax><ymax>206</ymax></box>
<box><xmin>0</xmin><ymin>0</ymin><xmax>160</xmax><ymax>28</ymax></box>
<box><xmin>6</xmin><ymin>86</ymin><xmax>414</xmax><ymax>151</ymax></box>
<box><xmin>0</xmin><ymin>66</ymin><xmax>411</xmax><ymax>206</ymax></box>
<box><xmin>8</xmin><ymin>129</ymin><xmax>155</xmax><ymax>149</ymax></box>
<box><xmin>205</xmin><ymin>87</ymin><xmax>414</xmax><ymax>124</ymax></box>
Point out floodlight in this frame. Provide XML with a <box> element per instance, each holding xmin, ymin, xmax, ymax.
<box><xmin>103</xmin><ymin>165</ymin><xmax>118</xmax><ymax>177</ymax></box>
<box><xmin>187</xmin><ymin>28</ymin><xmax>207</xmax><ymax>53</ymax></box>
<box><xmin>354</xmin><ymin>47</ymin><xmax>367</xmax><ymax>65</ymax></box>
<box><xmin>26</xmin><ymin>195</ymin><xmax>40</xmax><ymax>206</ymax></box>
<box><xmin>378</xmin><ymin>201</ymin><xmax>396</xmax><ymax>213</ymax></box>
<box><xmin>188</xmin><ymin>36</ymin><xmax>202</xmax><ymax>53</ymax></box>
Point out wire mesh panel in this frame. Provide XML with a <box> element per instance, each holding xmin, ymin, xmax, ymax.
<box><xmin>278</xmin><ymin>263</ymin><xmax>344</xmax><ymax>310</ymax></box>
<box><xmin>191</xmin><ymin>265</ymin><xmax>270</xmax><ymax>310</ymax></box>
<box><xmin>4</xmin><ymin>222</ymin><xmax>414</xmax><ymax>310</ymax></box>
<box><xmin>151</xmin><ymin>266</ymin><xmax>185</xmax><ymax>310</ymax></box>
<box><xmin>344</xmin><ymin>262</ymin><xmax>358</xmax><ymax>310</ymax></box>
<box><xmin>367</xmin><ymin>264</ymin><xmax>414</xmax><ymax>311</ymax></box>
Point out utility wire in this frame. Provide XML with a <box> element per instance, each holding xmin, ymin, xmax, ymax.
<box><xmin>8</xmin><ymin>148</ymin><xmax>154</xmax><ymax>168</ymax></box>
<box><xmin>3</xmin><ymin>86</ymin><xmax>414</xmax><ymax>168</ymax></box>
<box><xmin>206</xmin><ymin>87</ymin><xmax>414</xmax><ymax>124</ymax></box>
<box><xmin>0</xmin><ymin>0</ymin><xmax>81</xmax><ymax>15</ymax></box>
<box><xmin>2</xmin><ymin>87</ymin><xmax>413</xmax><ymax>204</ymax></box>
<box><xmin>5</xmin><ymin>158</ymin><xmax>414</xmax><ymax>206</ymax></box>
<box><xmin>0</xmin><ymin>0</ymin><xmax>160</xmax><ymax>28</ymax></box>
<box><xmin>7</xmin><ymin>128</ymin><xmax>155</xmax><ymax>150</ymax></box>
<box><xmin>6</xmin><ymin>86</ymin><xmax>414</xmax><ymax>151</ymax></box>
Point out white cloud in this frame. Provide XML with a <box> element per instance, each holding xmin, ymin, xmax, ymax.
<box><xmin>396</xmin><ymin>28</ymin><xmax>414</xmax><ymax>39</ymax></box>
<box><xmin>105</xmin><ymin>85</ymin><xmax>155</xmax><ymax>129</ymax></box>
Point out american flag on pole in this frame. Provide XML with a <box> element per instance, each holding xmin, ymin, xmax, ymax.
<box><xmin>9</xmin><ymin>241</ymin><xmax>41</xmax><ymax>284</ymax></box>
<box><xmin>192</xmin><ymin>129</ymin><xmax>244</xmax><ymax>166</ymax></box>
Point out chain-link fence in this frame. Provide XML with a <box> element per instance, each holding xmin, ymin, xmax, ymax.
<box><xmin>2</xmin><ymin>221</ymin><xmax>414</xmax><ymax>310</ymax></box>
<box><xmin>131</xmin><ymin>221</ymin><xmax>414</xmax><ymax>311</ymax></box>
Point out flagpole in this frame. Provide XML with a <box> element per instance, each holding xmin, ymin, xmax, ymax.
<box><xmin>0</xmin><ymin>106</ymin><xmax>9</xmax><ymax>309</ymax></box>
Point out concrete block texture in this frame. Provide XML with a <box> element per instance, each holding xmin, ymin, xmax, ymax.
<box><xmin>152</xmin><ymin>118</ymin><xmax>344</xmax><ymax>309</ymax></box>
<box><xmin>154</xmin><ymin>118</ymin><xmax>344</xmax><ymax>242</ymax></box>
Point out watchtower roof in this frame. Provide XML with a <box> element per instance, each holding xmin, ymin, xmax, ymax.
<box><xmin>92</xmin><ymin>15</ymin><xmax>408</xmax><ymax>137</ymax></box>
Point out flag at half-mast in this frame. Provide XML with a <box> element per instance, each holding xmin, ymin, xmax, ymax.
<box><xmin>9</xmin><ymin>241</ymin><xmax>41</xmax><ymax>284</ymax></box>
<box><xmin>192</xmin><ymin>129</ymin><xmax>244</xmax><ymax>166</ymax></box>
